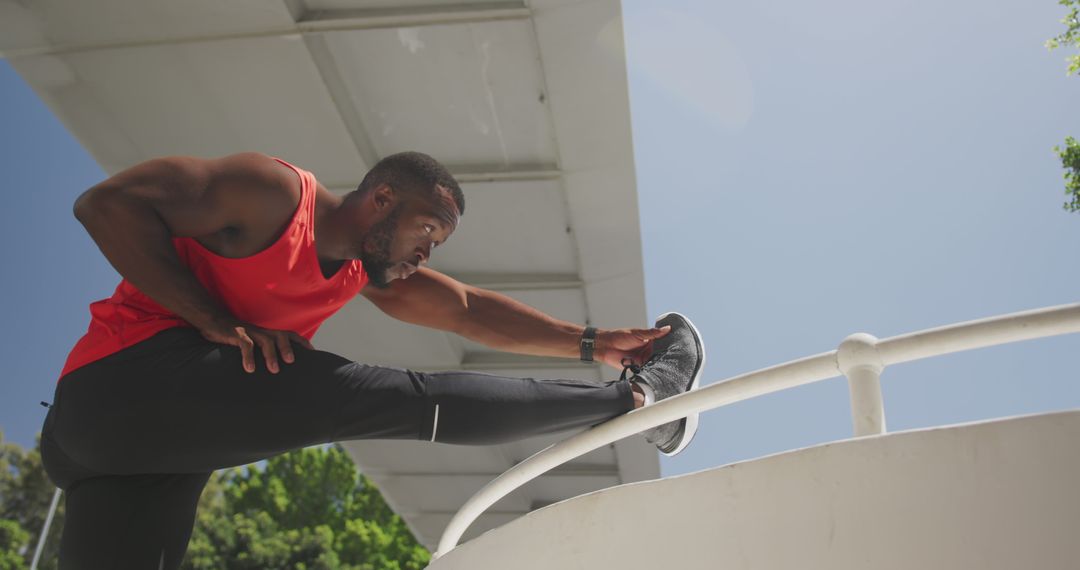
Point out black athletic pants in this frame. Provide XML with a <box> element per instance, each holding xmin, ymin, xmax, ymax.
<box><xmin>40</xmin><ymin>327</ymin><xmax>634</xmax><ymax>569</ymax></box>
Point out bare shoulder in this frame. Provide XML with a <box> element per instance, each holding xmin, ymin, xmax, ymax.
<box><xmin>209</xmin><ymin>152</ymin><xmax>300</xmax><ymax>206</ymax></box>
<box><xmin>204</xmin><ymin>153</ymin><xmax>300</xmax><ymax>226</ymax></box>
<box><xmin>185</xmin><ymin>153</ymin><xmax>303</xmax><ymax>254</ymax></box>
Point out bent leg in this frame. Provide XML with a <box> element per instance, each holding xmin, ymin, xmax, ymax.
<box><xmin>58</xmin><ymin>472</ymin><xmax>210</xmax><ymax>570</ymax></box>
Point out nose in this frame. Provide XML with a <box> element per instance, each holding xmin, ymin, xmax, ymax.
<box><xmin>416</xmin><ymin>241</ymin><xmax>433</xmax><ymax>264</ymax></box>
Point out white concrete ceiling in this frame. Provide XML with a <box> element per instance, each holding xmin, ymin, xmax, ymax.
<box><xmin>1</xmin><ymin>0</ymin><xmax>657</xmax><ymax>549</ymax></box>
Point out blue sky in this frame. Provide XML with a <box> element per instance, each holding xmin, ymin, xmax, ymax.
<box><xmin>1</xmin><ymin>0</ymin><xmax>1078</xmax><ymax>485</ymax></box>
<box><xmin>0</xmin><ymin>60</ymin><xmax>117</xmax><ymax>449</ymax></box>
<box><xmin>624</xmin><ymin>0</ymin><xmax>1080</xmax><ymax>476</ymax></box>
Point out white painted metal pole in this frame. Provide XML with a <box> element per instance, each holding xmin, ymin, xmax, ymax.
<box><xmin>30</xmin><ymin>488</ymin><xmax>61</xmax><ymax>570</ymax></box>
<box><xmin>845</xmin><ymin>366</ymin><xmax>886</xmax><ymax>436</ymax></box>
<box><xmin>877</xmin><ymin>303</ymin><xmax>1080</xmax><ymax>365</ymax></box>
<box><xmin>837</xmin><ymin>333</ymin><xmax>887</xmax><ymax>436</ymax></box>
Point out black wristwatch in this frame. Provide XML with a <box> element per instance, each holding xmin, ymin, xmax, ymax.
<box><xmin>580</xmin><ymin>326</ymin><xmax>597</xmax><ymax>362</ymax></box>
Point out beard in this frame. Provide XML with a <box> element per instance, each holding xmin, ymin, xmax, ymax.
<box><xmin>358</xmin><ymin>204</ymin><xmax>402</xmax><ymax>289</ymax></box>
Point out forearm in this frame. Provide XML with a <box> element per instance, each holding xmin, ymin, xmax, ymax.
<box><xmin>75</xmin><ymin>191</ymin><xmax>232</xmax><ymax>330</ymax></box>
<box><xmin>457</xmin><ymin>287</ymin><xmax>586</xmax><ymax>359</ymax></box>
<box><xmin>364</xmin><ymin>268</ymin><xmax>586</xmax><ymax>357</ymax></box>
<box><xmin>365</xmin><ymin>269</ymin><xmax>663</xmax><ymax>369</ymax></box>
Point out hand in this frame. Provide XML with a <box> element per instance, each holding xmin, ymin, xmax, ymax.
<box><xmin>595</xmin><ymin>325</ymin><xmax>671</xmax><ymax>371</ymax></box>
<box><xmin>199</xmin><ymin>319</ymin><xmax>314</xmax><ymax>374</ymax></box>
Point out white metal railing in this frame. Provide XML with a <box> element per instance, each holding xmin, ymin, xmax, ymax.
<box><xmin>433</xmin><ymin>302</ymin><xmax>1080</xmax><ymax>558</ymax></box>
<box><xmin>29</xmin><ymin>488</ymin><xmax>61</xmax><ymax>570</ymax></box>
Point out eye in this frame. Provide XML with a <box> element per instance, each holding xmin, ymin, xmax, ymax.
<box><xmin>423</xmin><ymin>224</ymin><xmax>435</xmax><ymax>234</ymax></box>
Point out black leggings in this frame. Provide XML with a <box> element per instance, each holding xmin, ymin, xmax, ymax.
<box><xmin>41</xmin><ymin>327</ymin><xmax>633</xmax><ymax>569</ymax></box>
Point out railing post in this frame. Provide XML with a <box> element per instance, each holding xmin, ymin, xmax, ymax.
<box><xmin>837</xmin><ymin>333</ymin><xmax>886</xmax><ymax>436</ymax></box>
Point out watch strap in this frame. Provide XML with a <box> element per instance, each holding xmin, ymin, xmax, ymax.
<box><xmin>580</xmin><ymin>326</ymin><xmax>597</xmax><ymax>362</ymax></box>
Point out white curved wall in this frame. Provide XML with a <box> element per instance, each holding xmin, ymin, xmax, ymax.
<box><xmin>430</xmin><ymin>410</ymin><xmax>1080</xmax><ymax>570</ymax></box>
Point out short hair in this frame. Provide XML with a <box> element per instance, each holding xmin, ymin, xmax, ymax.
<box><xmin>355</xmin><ymin>152</ymin><xmax>465</xmax><ymax>215</ymax></box>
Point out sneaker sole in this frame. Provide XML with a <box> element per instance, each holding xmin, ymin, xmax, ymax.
<box><xmin>656</xmin><ymin>311</ymin><xmax>705</xmax><ymax>457</ymax></box>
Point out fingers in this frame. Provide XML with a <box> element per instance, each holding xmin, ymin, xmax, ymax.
<box><xmin>221</xmin><ymin>324</ymin><xmax>311</xmax><ymax>374</ymax></box>
<box><xmin>255</xmin><ymin>333</ymin><xmax>280</xmax><ymax>374</ymax></box>
<box><xmin>235</xmin><ymin>327</ymin><xmax>257</xmax><ymax>373</ymax></box>
<box><xmin>275</xmin><ymin>332</ymin><xmax>295</xmax><ymax>365</ymax></box>
<box><xmin>630</xmin><ymin>326</ymin><xmax>670</xmax><ymax>341</ymax></box>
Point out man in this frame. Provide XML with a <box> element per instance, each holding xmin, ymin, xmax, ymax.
<box><xmin>41</xmin><ymin>151</ymin><xmax>705</xmax><ymax>569</ymax></box>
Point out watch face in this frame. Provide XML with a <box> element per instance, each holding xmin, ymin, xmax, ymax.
<box><xmin>581</xmin><ymin>337</ymin><xmax>595</xmax><ymax>361</ymax></box>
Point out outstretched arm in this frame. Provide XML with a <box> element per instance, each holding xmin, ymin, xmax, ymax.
<box><xmin>360</xmin><ymin>267</ymin><xmax>668</xmax><ymax>370</ymax></box>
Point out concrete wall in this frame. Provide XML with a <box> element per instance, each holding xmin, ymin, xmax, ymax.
<box><xmin>430</xmin><ymin>410</ymin><xmax>1080</xmax><ymax>570</ymax></box>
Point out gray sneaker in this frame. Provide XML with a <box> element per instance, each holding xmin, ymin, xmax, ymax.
<box><xmin>623</xmin><ymin>312</ymin><xmax>705</xmax><ymax>456</ymax></box>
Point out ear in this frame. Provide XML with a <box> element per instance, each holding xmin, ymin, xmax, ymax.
<box><xmin>370</xmin><ymin>183</ymin><xmax>397</xmax><ymax>212</ymax></box>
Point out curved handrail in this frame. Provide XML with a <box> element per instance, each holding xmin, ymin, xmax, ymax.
<box><xmin>433</xmin><ymin>302</ymin><xmax>1080</xmax><ymax>557</ymax></box>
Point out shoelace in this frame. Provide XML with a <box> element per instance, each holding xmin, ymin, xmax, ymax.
<box><xmin>619</xmin><ymin>357</ymin><xmax>642</xmax><ymax>382</ymax></box>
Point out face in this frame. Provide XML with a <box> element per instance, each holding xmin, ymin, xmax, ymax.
<box><xmin>358</xmin><ymin>187</ymin><xmax>458</xmax><ymax>289</ymax></box>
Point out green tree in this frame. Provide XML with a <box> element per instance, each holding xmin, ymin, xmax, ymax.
<box><xmin>184</xmin><ymin>509</ymin><xmax>341</xmax><ymax>570</ymax></box>
<box><xmin>0</xmin><ymin>519</ymin><xmax>30</xmax><ymax>570</ymax></box>
<box><xmin>0</xmin><ymin>433</ymin><xmax>62</xmax><ymax>570</ymax></box>
<box><xmin>1046</xmin><ymin>0</ymin><xmax>1080</xmax><ymax>76</ymax></box>
<box><xmin>0</xmin><ymin>435</ymin><xmax>426</xmax><ymax>569</ymax></box>
<box><xmin>184</xmin><ymin>445</ymin><xmax>429</xmax><ymax>570</ymax></box>
<box><xmin>1047</xmin><ymin>0</ymin><xmax>1080</xmax><ymax>212</ymax></box>
<box><xmin>1056</xmin><ymin>137</ymin><xmax>1080</xmax><ymax>212</ymax></box>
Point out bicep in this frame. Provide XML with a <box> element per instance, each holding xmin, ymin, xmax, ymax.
<box><xmin>361</xmin><ymin>267</ymin><xmax>471</xmax><ymax>332</ymax></box>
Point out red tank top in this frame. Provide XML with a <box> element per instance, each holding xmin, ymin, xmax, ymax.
<box><xmin>59</xmin><ymin>158</ymin><xmax>368</xmax><ymax>378</ymax></box>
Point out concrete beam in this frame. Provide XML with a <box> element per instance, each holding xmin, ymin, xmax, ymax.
<box><xmin>1</xmin><ymin>2</ymin><xmax>531</xmax><ymax>59</ymax></box>
<box><xmin>324</xmin><ymin>166</ymin><xmax>562</xmax><ymax>195</ymax></box>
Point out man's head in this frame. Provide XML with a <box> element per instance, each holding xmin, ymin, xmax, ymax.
<box><xmin>344</xmin><ymin>152</ymin><xmax>464</xmax><ymax>288</ymax></box>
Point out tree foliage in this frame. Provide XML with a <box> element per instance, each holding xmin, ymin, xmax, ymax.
<box><xmin>1047</xmin><ymin>0</ymin><xmax>1080</xmax><ymax>212</ymax></box>
<box><xmin>1046</xmin><ymin>0</ymin><xmax>1080</xmax><ymax>76</ymax></box>
<box><xmin>183</xmin><ymin>445</ymin><xmax>430</xmax><ymax>570</ymax></box>
<box><xmin>0</xmin><ymin>520</ymin><xmax>30</xmax><ymax>570</ymax></box>
<box><xmin>0</xmin><ymin>433</ymin><xmax>62</xmax><ymax>570</ymax></box>
<box><xmin>0</xmin><ymin>434</ymin><xmax>427</xmax><ymax>569</ymax></box>
<box><xmin>1055</xmin><ymin>136</ymin><xmax>1080</xmax><ymax>212</ymax></box>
